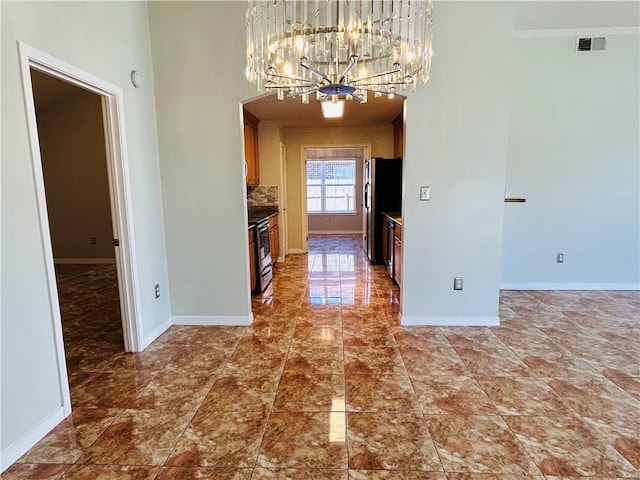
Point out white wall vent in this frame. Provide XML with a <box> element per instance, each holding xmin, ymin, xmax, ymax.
<box><xmin>576</xmin><ymin>36</ymin><xmax>607</xmax><ymax>53</ymax></box>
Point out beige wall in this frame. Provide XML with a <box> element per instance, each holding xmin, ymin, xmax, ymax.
<box><xmin>257</xmin><ymin>122</ymin><xmax>284</xmax><ymax>185</ymax></box>
<box><xmin>257</xmin><ymin>122</ymin><xmax>287</xmax><ymax>258</ymax></box>
<box><xmin>36</xmin><ymin>81</ymin><xmax>115</xmax><ymax>259</ymax></box>
<box><xmin>284</xmin><ymin>125</ymin><xmax>394</xmax><ymax>251</ymax></box>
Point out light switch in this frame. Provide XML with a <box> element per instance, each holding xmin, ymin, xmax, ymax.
<box><xmin>420</xmin><ymin>186</ymin><xmax>431</xmax><ymax>201</ymax></box>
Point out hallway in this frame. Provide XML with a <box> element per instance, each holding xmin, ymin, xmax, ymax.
<box><xmin>4</xmin><ymin>235</ymin><xmax>639</xmax><ymax>479</ymax></box>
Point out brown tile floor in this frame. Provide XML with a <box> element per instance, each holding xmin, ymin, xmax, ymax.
<box><xmin>4</xmin><ymin>235</ymin><xmax>640</xmax><ymax>479</ymax></box>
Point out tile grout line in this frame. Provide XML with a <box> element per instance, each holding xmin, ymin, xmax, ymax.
<box><xmin>404</xmin><ymin>326</ymin><xmax>452</xmax><ymax>476</ymax></box>
<box><xmin>249</xmin><ymin>253</ymin><xmax>306</xmax><ymax>475</ymax></box>
<box><xmin>157</xmin><ymin>326</ymin><xmax>247</xmax><ymax>470</ymax></box>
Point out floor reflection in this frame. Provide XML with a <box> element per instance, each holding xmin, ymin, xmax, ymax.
<box><xmin>299</xmin><ymin>236</ymin><xmax>395</xmax><ymax>309</ymax></box>
<box><xmin>6</xmin><ymin>234</ymin><xmax>639</xmax><ymax>478</ymax></box>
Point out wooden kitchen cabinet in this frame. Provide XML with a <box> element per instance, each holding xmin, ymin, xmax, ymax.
<box><xmin>393</xmin><ymin>113</ymin><xmax>404</xmax><ymax>158</ymax></box>
<box><xmin>269</xmin><ymin>214</ymin><xmax>279</xmax><ymax>264</ymax></box>
<box><xmin>248</xmin><ymin>226</ymin><xmax>256</xmax><ymax>292</ymax></box>
<box><xmin>382</xmin><ymin>219</ymin><xmax>389</xmax><ymax>269</ymax></box>
<box><xmin>393</xmin><ymin>223</ymin><xmax>402</xmax><ymax>287</ymax></box>
<box><xmin>243</xmin><ymin>109</ymin><xmax>260</xmax><ymax>186</ymax></box>
<box><xmin>382</xmin><ymin>215</ymin><xmax>395</xmax><ymax>275</ymax></box>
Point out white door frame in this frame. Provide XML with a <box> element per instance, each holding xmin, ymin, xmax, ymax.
<box><xmin>300</xmin><ymin>144</ymin><xmax>371</xmax><ymax>252</ymax></box>
<box><xmin>279</xmin><ymin>141</ymin><xmax>289</xmax><ymax>258</ymax></box>
<box><xmin>18</xmin><ymin>42</ymin><xmax>143</xmax><ymax>414</ymax></box>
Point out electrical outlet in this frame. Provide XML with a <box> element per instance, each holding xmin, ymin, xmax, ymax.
<box><xmin>155</xmin><ymin>284</ymin><xmax>160</xmax><ymax>299</ymax></box>
<box><xmin>556</xmin><ymin>253</ymin><xmax>564</xmax><ymax>263</ymax></box>
<box><xmin>420</xmin><ymin>186</ymin><xmax>431</xmax><ymax>201</ymax></box>
<box><xmin>453</xmin><ymin>277</ymin><xmax>463</xmax><ymax>290</ymax></box>
<box><xmin>90</xmin><ymin>237</ymin><xmax>96</xmax><ymax>245</ymax></box>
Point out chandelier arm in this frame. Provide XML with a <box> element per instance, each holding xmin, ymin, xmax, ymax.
<box><xmin>355</xmin><ymin>81</ymin><xmax>412</xmax><ymax>88</ymax></box>
<box><xmin>265</xmin><ymin>83</ymin><xmax>319</xmax><ymax>89</ymax></box>
<box><xmin>267</xmin><ymin>72</ymin><xmax>322</xmax><ymax>84</ymax></box>
<box><xmin>360</xmin><ymin>88</ymin><xmax>400</xmax><ymax>95</ymax></box>
<box><xmin>300</xmin><ymin>63</ymin><xmax>332</xmax><ymax>84</ymax></box>
<box><xmin>350</xmin><ymin>68</ymin><xmax>401</xmax><ymax>83</ymax></box>
<box><xmin>338</xmin><ymin>56</ymin><xmax>358</xmax><ymax>84</ymax></box>
<box><xmin>290</xmin><ymin>87</ymin><xmax>321</xmax><ymax>96</ymax></box>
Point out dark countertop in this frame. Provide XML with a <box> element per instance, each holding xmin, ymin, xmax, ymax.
<box><xmin>248</xmin><ymin>206</ymin><xmax>279</xmax><ymax>227</ymax></box>
<box><xmin>382</xmin><ymin>211</ymin><xmax>403</xmax><ymax>226</ymax></box>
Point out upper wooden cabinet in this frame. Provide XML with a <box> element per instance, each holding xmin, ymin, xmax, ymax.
<box><xmin>392</xmin><ymin>113</ymin><xmax>404</xmax><ymax>158</ymax></box>
<box><xmin>243</xmin><ymin>109</ymin><xmax>260</xmax><ymax>186</ymax></box>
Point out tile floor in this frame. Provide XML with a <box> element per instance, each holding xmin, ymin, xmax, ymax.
<box><xmin>4</xmin><ymin>235</ymin><xmax>639</xmax><ymax>479</ymax></box>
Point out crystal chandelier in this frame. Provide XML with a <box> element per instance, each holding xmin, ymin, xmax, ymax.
<box><xmin>245</xmin><ymin>0</ymin><xmax>434</xmax><ymax>104</ymax></box>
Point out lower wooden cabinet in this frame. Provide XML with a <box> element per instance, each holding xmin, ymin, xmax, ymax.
<box><xmin>248</xmin><ymin>226</ymin><xmax>256</xmax><ymax>292</ymax></box>
<box><xmin>393</xmin><ymin>223</ymin><xmax>402</xmax><ymax>287</ymax></box>
<box><xmin>382</xmin><ymin>213</ymin><xmax>402</xmax><ymax>287</ymax></box>
<box><xmin>382</xmin><ymin>220</ymin><xmax>389</xmax><ymax>269</ymax></box>
<box><xmin>269</xmin><ymin>214</ymin><xmax>279</xmax><ymax>264</ymax></box>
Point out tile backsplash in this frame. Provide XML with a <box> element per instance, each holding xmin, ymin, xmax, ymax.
<box><xmin>247</xmin><ymin>185</ymin><xmax>279</xmax><ymax>207</ymax></box>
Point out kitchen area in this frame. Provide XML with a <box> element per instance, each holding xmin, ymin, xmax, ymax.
<box><xmin>243</xmin><ymin>95</ymin><xmax>405</xmax><ymax>296</ymax></box>
<box><xmin>244</xmin><ymin>107</ymin><xmax>283</xmax><ymax>295</ymax></box>
<box><xmin>363</xmin><ymin>114</ymin><xmax>405</xmax><ymax>288</ymax></box>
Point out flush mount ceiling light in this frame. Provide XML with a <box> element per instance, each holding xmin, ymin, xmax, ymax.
<box><xmin>320</xmin><ymin>98</ymin><xmax>345</xmax><ymax>118</ymax></box>
<box><xmin>245</xmin><ymin>0</ymin><xmax>434</xmax><ymax>105</ymax></box>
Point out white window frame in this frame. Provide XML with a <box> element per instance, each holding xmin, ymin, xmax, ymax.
<box><xmin>306</xmin><ymin>158</ymin><xmax>357</xmax><ymax>214</ymax></box>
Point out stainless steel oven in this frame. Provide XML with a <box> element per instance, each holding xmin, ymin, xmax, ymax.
<box><xmin>255</xmin><ymin>218</ymin><xmax>273</xmax><ymax>292</ymax></box>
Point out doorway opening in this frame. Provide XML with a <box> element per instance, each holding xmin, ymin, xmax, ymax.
<box><xmin>304</xmin><ymin>146</ymin><xmax>368</xmax><ymax>238</ymax></box>
<box><xmin>20</xmin><ymin>43</ymin><xmax>142</xmax><ymax>415</ymax></box>
<box><xmin>30</xmin><ymin>68</ymin><xmax>126</xmax><ymax>404</ymax></box>
<box><xmin>241</xmin><ymin>91</ymin><xmax>405</xmax><ymax>318</ymax></box>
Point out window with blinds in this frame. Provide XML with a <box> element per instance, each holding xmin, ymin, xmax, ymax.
<box><xmin>306</xmin><ymin>159</ymin><xmax>357</xmax><ymax>214</ymax></box>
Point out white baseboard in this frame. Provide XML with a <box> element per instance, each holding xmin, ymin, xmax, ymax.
<box><xmin>401</xmin><ymin>316</ymin><xmax>500</xmax><ymax>327</ymax></box>
<box><xmin>0</xmin><ymin>406</ymin><xmax>66</xmax><ymax>473</ymax></box>
<box><xmin>172</xmin><ymin>315</ymin><xmax>252</xmax><ymax>326</ymax></box>
<box><xmin>140</xmin><ymin>317</ymin><xmax>172</xmax><ymax>350</ymax></box>
<box><xmin>500</xmin><ymin>283</ymin><xmax>640</xmax><ymax>291</ymax></box>
<box><xmin>308</xmin><ymin>230</ymin><xmax>362</xmax><ymax>235</ymax></box>
<box><xmin>54</xmin><ymin>258</ymin><xmax>116</xmax><ymax>265</ymax></box>
<box><xmin>287</xmin><ymin>248</ymin><xmax>306</xmax><ymax>254</ymax></box>
<box><xmin>277</xmin><ymin>256</ymin><xmax>286</xmax><ymax>263</ymax></box>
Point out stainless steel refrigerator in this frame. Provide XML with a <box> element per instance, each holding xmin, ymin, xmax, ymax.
<box><xmin>363</xmin><ymin>157</ymin><xmax>403</xmax><ymax>264</ymax></box>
